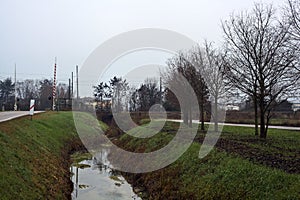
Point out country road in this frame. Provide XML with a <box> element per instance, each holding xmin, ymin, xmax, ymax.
<box><xmin>167</xmin><ymin>119</ymin><xmax>300</xmax><ymax>131</ymax></box>
<box><xmin>0</xmin><ymin>111</ymin><xmax>45</xmax><ymax>123</ymax></box>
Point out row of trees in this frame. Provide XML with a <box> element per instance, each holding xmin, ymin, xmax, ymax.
<box><xmin>162</xmin><ymin>42</ymin><xmax>230</xmax><ymax>132</ymax></box>
<box><xmin>162</xmin><ymin>1</ymin><xmax>300</xmax><ymax>138</ymax></box>
<box><xmin>94</xmin><ymin>2</ymin><xmax>299</xmax><ymax>138</ymax></box>
<box><xmin>0</xmin><ymin>78</ymin><xmax>70</xmax><ymax>110</ymax></box>
<box><xmin>94</xmin><ymin>76</ymin><xmax>162</xmax><ymax>113</ymax></box>
<box><xmin>93</xmin><ymin>76</ymin><xmax>129</xmax><ymax>112</ymax></box>
<box><xmin>95</xmin><ymin>1</ymin><xmax>299</xmax><ymax>139</ymax></box>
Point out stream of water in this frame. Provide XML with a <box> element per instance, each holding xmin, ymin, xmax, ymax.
<box><xmin>71</xmin><ymin>149</ymin><xmax>141</xmax><ymax>200</ymax></box>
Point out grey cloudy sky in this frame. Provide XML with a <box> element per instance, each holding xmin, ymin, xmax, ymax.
<box><xmin>0</xmin><ymin>0</ymin><xmax>283</xmax><ymax>96</ymax></box>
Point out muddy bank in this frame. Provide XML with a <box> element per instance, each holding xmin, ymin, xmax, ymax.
<box><xmin>215</xmin><ymin>138</ymin><xmax>300</xmax><ymax>174</ymax></box>
<box><xmin>61</xmin><ymin>137</ymin><xmax>87</xmax><ymax>199</ymax></box>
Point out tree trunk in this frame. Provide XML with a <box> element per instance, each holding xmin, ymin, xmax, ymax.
<box><xmin>253</xmin><ymin>96</ymin><xmax>258</xmax><ymax>136</ymax></box>
<box><xmin>259</xmin><ymin>99</ymin><xmax>266</xmax><ymax>139</ymax></box>
<box><xmin>183</xmin><ymin>109</ymin><xmax>188</xmax><ymax>125</ymax></box>
<box><xmin>214</xmin><ymin>97</ymin><xmax>218</xmax><ymax>132</ymax></box>
<box><xmin>260</xmin><ymin>112</ymin><xmax>266</xmax><ymax>138</ymax></box>
<box><xmin>200</xmin><ymin>96</ymin><xmax>205</xmax><ymax>131</ymax></box>
<box><xmin>189</xmin><ymin>105</ymin><xmax>192</xmax><ymax>128</ymax></box>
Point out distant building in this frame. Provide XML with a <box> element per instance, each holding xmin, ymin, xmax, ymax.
<box><xmin>241</xmin><ymin>99</ymin><xmax>294</xmax><ymax>112</ymax></box>
<box><xmin>292</xmin><ymin>103</ymin><xmax>300</xmax><ymax>112</ymax></box>
<box><xmin>95</xmin><ymin>98</ymin><xmax>112</xmax><ymax>112</ymax></box>
<box><xmin>225</xmin><ymin>105</ymin><xmax>240</xmax><ymax>111</ymax></box>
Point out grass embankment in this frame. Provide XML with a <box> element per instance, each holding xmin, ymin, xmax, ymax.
<box><xmin>0</xmin><ymin>112</ymin><xmax>82</xmax><ymax>199</ymax></box>
<box><xmin>114</xmin><ymin>121</ymin><xmax>300</xmax><ymax>199</ymax></box>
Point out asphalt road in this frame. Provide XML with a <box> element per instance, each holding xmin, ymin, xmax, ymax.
<box><xmin>0</xmin><ymin>111</ymin><xmax>44</xmax><ymax>123</ymax></box>
<box><xmin>167</xmin><ymin>119</ymin><xmax>300</xmax><ymax>131</ymax></box>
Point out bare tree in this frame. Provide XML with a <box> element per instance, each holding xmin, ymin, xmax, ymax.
<box><xmin>129</xmin><ymin>87</ymin><xmax>139</xmax><ymax>112</ymax></box>
<box><xmin>163</xmin><ymin>87</ymin><xmax>180</xmax><ymax>111</ymax></box>
<box><xmin>187</xmin><ymin>51</ymin><xmax>209</xmax><ymax>131</ymax></box>
<box><xmin>285</xmin><ymin>0</ymin><xmax>300</xmax><ymax>41</ymax></box>
<box><xmin>164</xmin><ymin>53</ymin><xmax>191</xmax><ymax>125</ymax></box>
<box><xmin>136</xmin><ymin>78</ymin><xmax>161</xmax><ymax>111</ymax></box>
<box><xmin>110</xmin><ymin>76</ymin><xmax>129</xmax><ymax>113</ymax></box>
<box><xmin>57</xmin><ymin>83</ymin><xmax>69</xmax><ymax>99</ymax></box>
<box><xmin>191</xmin><ymin>43</ymin><xmax>227</xmax><ymax>132</ymax></box>
<box><xmin>16</xmin><ymin>79</ymin><xmax>39</xmax><ymax>110</ymax></box>
<box><xmin>0</xmin><ymin>78</ymin><xmax>15</xmax><ymax>110</ymax></box>
<box><xmin>284</xmin><ymin>0</ymin><xmax>300</xmax><ymax>75</ymax></box>
<box><xmin>164</xmin><ymin>52</ymin><xmax>207</xmax><ymax>128</ymax></box>
<box><xmin>94</xmin><ymin>82</ymin><xmax>107</xmax><ymax>111</ymax></box>
<box><xmin>222</xmin><ymin>3</ymin><xmax>299</xmax><ymax>138</ymax></box>
<box><xmin>39</xmin><ymin>79</ymin><xmax>53</xmax><ymax>110</ymax></box>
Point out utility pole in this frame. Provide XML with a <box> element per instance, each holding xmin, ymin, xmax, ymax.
<box><xmin>71</xmin><ymin>72</ymin><xmax>74</xmax><ymax>98</ymax></box>
<box><xmin>14</xmin><ymin>63</ymin><xmax>17</xmax><ymax>111</ymax></box>
<box><xmin>76</xmin><ymin>65</ymin><xmax>79</xmax><ymax>100</ymax></box>
<box><xmin>57</xmin><ymin>84</ymin><xmax>59</xmax><ymax>112</ymax></box>
<box><xmin>159</xmin><ymin>77</ymin><xmax>162</xmax><ymax>92</ymax></box>
<box><xmin>159</xmin><ymin>77</ymin><xmax>162</xmax><ymax>105</ymax></box>
<box><xmin>68</xmin><ymin>78</ymin><xmax>71</xmax><ymax>100</ymax></box>
<box><xmin>52</xmin><ymin>57</ymin><xmax>57</xmax><ymax>111</ymax></box>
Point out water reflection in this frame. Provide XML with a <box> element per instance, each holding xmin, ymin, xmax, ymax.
<box><xmin>71</xmin><ymin>148</ymin><xmax>141</xmax><ymax>200</ymax></box>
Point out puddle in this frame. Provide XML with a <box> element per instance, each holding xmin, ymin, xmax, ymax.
<box><xmin>71</xmin><ymin>149</ymin><xmax>141</xmax><ymax>200</ymax></box>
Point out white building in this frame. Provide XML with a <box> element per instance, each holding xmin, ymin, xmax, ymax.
<box><xmin>292</xmin><ymin>103</ymin><xmax>300</xmax><ymax>112</ymax></box>
<box><xmin>225</xmin><ymin>105</ymin><xmax>240</xmax><ymax>111</ymax></box>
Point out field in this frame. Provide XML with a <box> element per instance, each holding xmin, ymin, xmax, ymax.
<box><xmin>114</xmin><ymin>120</ymin><xmax>300</xmax><ymax>199</ymax></box>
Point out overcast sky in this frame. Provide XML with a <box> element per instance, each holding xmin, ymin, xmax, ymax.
<box><xmin>0</xmin><ymin>0</ymin><xmax>283</xmax><ymax>96</ymax></box>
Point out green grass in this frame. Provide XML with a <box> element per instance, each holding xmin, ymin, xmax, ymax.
<box><xmin>222</xmin><ymin>125</ymin><xmax>300</xmax><ymax>155</ymax></box>
<box><xmin>118</xmin><ymin>121</ymin><xmax>300</xmax><ymax>199</ymax></box>
<box><xmin>0</xmin><ymin>111</ymin><xmax>79</xmax><ymax>199</ymax></box>
<box><xmin>176</xmin><ymin>144</ymin><xmax>299</xmax><ymax>199</ymax></box>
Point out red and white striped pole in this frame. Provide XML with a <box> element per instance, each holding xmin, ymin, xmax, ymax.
<box><xmin>52</xmin><ymin>57</ymin><xmax>57</xmax><ymax>111</ymax></box>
